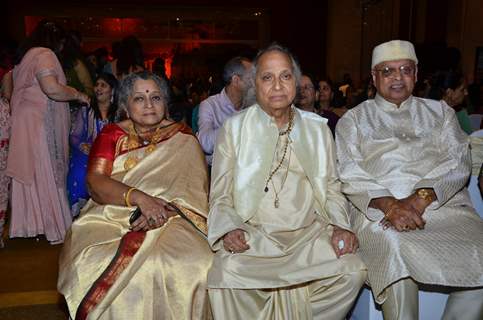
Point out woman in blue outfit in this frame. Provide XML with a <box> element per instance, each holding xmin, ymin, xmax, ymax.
<box><xmin>67</xmin><ymin>73</ymin><xmax>119</xmax><ymax>216</ymax></box>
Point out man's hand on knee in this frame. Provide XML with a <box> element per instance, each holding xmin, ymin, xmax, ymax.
<box><xmin>331</xmin><ymin>226</ymin><xmax>359</xmax><ymax>258</ymax></box>
<box><xmin>223</xmin><ymin>229</ymin><xmax>250</xmax><ymax>254</ymax></box>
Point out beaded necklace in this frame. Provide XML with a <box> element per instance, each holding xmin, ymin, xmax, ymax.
<box><xmin>263</xmin><ymin>108</ymin><xmax>295</xmax><ymax>208</ymax></box>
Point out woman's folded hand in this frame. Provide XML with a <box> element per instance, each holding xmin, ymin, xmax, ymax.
<box><xmin>130</xmin><ymin>191</ymin><xmax>176</xmax><ymax>231</ymax></box>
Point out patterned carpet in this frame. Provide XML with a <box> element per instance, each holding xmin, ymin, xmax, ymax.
<box><xmin>0</xmin><ymin>236</ymin><xmax>69</xmax><ymax>319</ymax></box>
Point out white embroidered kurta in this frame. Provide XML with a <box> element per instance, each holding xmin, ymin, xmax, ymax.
<box><xmin>336</xmin><ymin>94</ymin><xmax>483</xmax><ymax>303</ymax></box>
<box><xmin>208</xmin><ymin>105</ymin><xmax>365</xmax><ymax>290</ymax></box>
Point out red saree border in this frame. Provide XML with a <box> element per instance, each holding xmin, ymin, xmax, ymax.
<box><xmin>75</xmin><ymin>231</ymin><xmax>146</xmax><ymax>320</ymax></box>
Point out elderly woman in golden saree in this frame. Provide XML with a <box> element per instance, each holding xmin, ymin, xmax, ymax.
<box><xmin>58</xmin><ymin>71</ymin><xmax>213</xmax><ymax>320</ymax></box>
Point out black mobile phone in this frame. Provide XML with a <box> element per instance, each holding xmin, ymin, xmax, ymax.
<box><xmin>129</xmin><ymin>207</ymin><xmax>142</xmax><ymax>225</ymax></box>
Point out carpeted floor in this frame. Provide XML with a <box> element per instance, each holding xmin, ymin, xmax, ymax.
<box><xmin>0</xmin><ymin>236</ymin><xmax>69</xmax><ymax>319</ymax></box>
<box><xmin>0</xmin><ymin>304</ymin><xmax>67</xmax><ymax>320</ymax></box>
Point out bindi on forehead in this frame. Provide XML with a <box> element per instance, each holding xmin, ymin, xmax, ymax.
<box><xmin>133</xmin><ymin>90</ymin><xmax>161</xmax><ymax>95</ymax></box>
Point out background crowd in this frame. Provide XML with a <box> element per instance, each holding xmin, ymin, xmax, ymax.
<box><xmin>0</xmin><ymin>19</ymin><xmax>482</xmax><ymax>320</ymax></box>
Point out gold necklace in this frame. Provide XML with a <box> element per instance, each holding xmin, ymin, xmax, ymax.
<box><xmin>264</xmin><ymin>108</ymin><xmax>295</xmax><ymax>203</ymax></box>
<box><xmin>269</xmin><ymin>142</ymin><xmax>291</xmax><ymax>208</ymax></box>
<box><xmin>124</xmin><ymin>122</ymin><xmax>163</xmax><ymax>171</ymax></box>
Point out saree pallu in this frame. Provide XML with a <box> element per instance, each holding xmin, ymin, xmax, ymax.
<box><xmin>58</xmin><ymin>129</ymin><xmax>213</xmax><ymax>320</ymax></box>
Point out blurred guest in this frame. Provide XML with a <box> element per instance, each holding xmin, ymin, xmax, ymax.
<box><xmin>190</xmin><ymin>80</ymin><xmax>210</xmax><ymax>134</ymax></box>
<box><xmin>104</xmin><ymin>36</ymin><xmax>145</xmax><ymax>80</ymax></box>
<box><xmin>338</xmin><ymin>73</ymin><xmax>353</xmax><ymax>103</ymax></box>
<box><xmin>427</xmin><ymin>70</ymin><xmax>471</xmax><ymax>134</ymax></box>
<box><xmin>152</xmin><ymin>57</ymin><xmax>168</xmax><ymax>82</ymax></box>
<box><xmin>6</xmin><ymin>20</ymin><xmax>90</xmax><ymax>244</ymax></box>
<box><xmin>197</xmin><ymin>56</ymin><xmax>252</xmax><ymax>166</ymax></box>
<box><xmin>208</xmin><ymin>44</ymin><xmax>366</xmax><ymax>320</ymax></box>
<box><xmin>296</xmin><ymin>74</ymin><xmax>317</xmax><ymax>112</ymax></box>
<box><xmin>317</xmin><ymin>78</ymin><xmax>340</xmax><ymax>135</ymax></box>
<box><xmin>86</xmin><ymin>47</ymin><xmax>109</xmax><ymax>79</ymax></box>
<box><xmin>336</xmin><ymin>40</ymin><xmax>483</xmax><ymax>320</ymax></box>
<box><xmin>67</xmin><ymin>73</ymin><xmax>119</xmax><ymax>217</ymax></box>
<box><xmin>61</xmin><ymin>31</ymin><xmax>94</xmax><ymax>115</ymax></box>
<box><xmin>58</xmin><ymin>71</ymin><xmax>212</xmax><ymax>320</ymax></box>
<box><xmin>0</xmin><ymin>39</ymin><xmax>16</xmax><ymax>81</ymax></box>
<box><xmin>0</xmin><ymin>71</ymin><xmax>12</xmax><ymax>248</ymax></box>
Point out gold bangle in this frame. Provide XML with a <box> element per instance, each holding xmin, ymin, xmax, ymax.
<box><xmin>416</xmin><ymin>188</ymin><xmax>434</xmax><ymax>202</ymax></box>
<box><xmin>124</xmin><ymin>187</ymin><xmax>137</xmax><ymax>207</ymax></box>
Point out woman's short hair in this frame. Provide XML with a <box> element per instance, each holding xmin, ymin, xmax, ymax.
<box><xmin>117</xmin><ymin>71</ymin><xmax>169</xmax><ymax>111</ymax></box>
<box><xmin>251</xmin><ymin>43</ymin><xmax>302</xmax><ymax>87</ymax></box>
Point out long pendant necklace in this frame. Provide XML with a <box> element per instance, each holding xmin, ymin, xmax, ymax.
<box><xmin>270</xmin><ymin>142</ymin><xmax>291</xmax><ymax>208</ymax></box>
<box><xmin>264</xmin><ymin>108</ymin><xmax>295</xmax><ymax>208</ymax></box>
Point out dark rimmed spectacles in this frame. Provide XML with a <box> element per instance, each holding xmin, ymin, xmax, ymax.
<box><xmin>373</xmin><ymin>65</ymin><xmax>415</xmax><ymax>78</ymax></box>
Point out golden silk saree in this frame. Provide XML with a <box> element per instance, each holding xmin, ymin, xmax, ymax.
<box><xmin>58</xmin><ymin>123</ymin><xmax>213</xmax><ymax>320</ymax></box>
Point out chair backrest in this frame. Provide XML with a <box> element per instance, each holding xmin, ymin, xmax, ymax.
<box><xmin>469</xmin><ymin>114</ymin><xmax>483</xmax><ymax>131</ymax></box>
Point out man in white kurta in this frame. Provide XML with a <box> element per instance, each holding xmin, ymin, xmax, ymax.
<box><xmin>336</xmin><ymin>40</ymin><xmax>483</xmax><ymax>320</ymax></box>
<box><xmin>207</xmin><ymin>45</ymin><xmax>367</xmax><ymax>320</ymax></box>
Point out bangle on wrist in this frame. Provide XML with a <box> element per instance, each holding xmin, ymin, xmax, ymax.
<box><xmin>416</xmin><ymin>188</ymin><xmax>434</xmax><ymax>202</ymax></box>
<box><xmin>123</xmin><ymin>187</ymin><xmax>137</xmax><ymax>207</ymax></box>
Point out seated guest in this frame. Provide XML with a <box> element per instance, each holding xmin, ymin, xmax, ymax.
<box><xmin>317</xmin><ymin>77</ymin><xmax>341</xmax><ymax>134</ymax></box>
<box><xmin>207</xmin><ymin>44</ymin><xmax>367</xmax><ymax>320</ymax></box>
<box><xmin>427</xmin><ymin>70</ymin><xmax>472</xmax><ymax>134</ymax></box>
<box><xmin>336</xmin><ymin>40</ymin><xmax>483</xmax><ymax>320</ymax></box>
<box><xmin>67</xmin><ymin>73</ymin><xmax>119</xmax><ymax>217</ymax></box>
<box><xmin>197</xmin><ymin>56</ymin><xmax>252</xmax><ymax>166</ymax></box>
<box><xmin>296</xmin><ymin>74</ymin><xmax>317</xmax><ymax>112</ymax></box>
<box><xmin>58</xmin><ymin>71</ymin><xmax>213</xmax><ymax>320</ymax></box>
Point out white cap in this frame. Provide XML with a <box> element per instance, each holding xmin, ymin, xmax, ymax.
<box><xmin>371</xmin><ymin>40</ymin><xmax>418</xmax><ymax>69</ymax></box>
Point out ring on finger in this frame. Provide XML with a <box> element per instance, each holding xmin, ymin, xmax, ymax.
<box><xmin>338</xmin><ymin>239</ymin><xmax>345</xmax><ymax>250</ymax></box>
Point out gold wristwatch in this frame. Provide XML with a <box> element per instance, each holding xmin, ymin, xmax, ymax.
<box><xmin>416</xmin><ymin>188</ymin><xmax>433</xmax><ymax>202</ymax></box>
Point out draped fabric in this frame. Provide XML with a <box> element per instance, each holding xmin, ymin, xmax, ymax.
<box><xmin>470</xmin><ymin>132</ymin><xmax>483</xmax><ymax>177</ymax></box>
<box><xmin>58</xmin><ymin>123</ymin><xmax>213</xmax><ymax>320</ymax></box>
<box><xmin>67</xmin><ymin>106</ymin><xmax>110</xmax><ymax>216</ymax></box>
<box><xmin>6</xmin><ymin>47</ymin><xmax>71</xmax><ymax>243</ymax></box>
<box><xmin>0</xmin><ymin>98</ymin><xmax>10</xmax><ymax>244</ymax></box>
<box><xmin>336</xmin><ymin>94</ymin><xmax>483</xmax><ymax>303</ymax></box>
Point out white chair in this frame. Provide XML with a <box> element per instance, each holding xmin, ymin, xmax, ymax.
<box><xmin>469</xmin><ymin>114</ymin><xmax>482</xmax><ymax>132</ymax></box>
<box><xmin>350</xmin><ymin>287</ymin><xmax>449</xmax><ymax>320</ymax></box>
<box><xmin>469</xmin><ymin>130</ymin><xmax>483</xmax><ymax>219</ymax></box>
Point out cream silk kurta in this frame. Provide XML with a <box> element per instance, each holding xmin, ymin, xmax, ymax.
<box><xmin>207</xmin><ymin>105</ymin><xmax>365</xmax><ymax>290</ymax></box>
<box><xmin>58</xmin><ymin>132</ymin><xmax>213</xmax><ymax>320</ymax></box>
<box><xmin>336</xmin><ymin>94</ymin><xmax>483</xmax><ymax>303</ymax></box>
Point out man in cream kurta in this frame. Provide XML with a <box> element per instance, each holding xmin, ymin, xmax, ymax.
<box><xmin>336</xmin><ymin>40</ymin><xmax>483</xmax><ymax>320</ymax></box>
<box><xmin>207</xmin><ymin>102</ymin><xmax>367</xmax><ymax>319</ymax></box>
